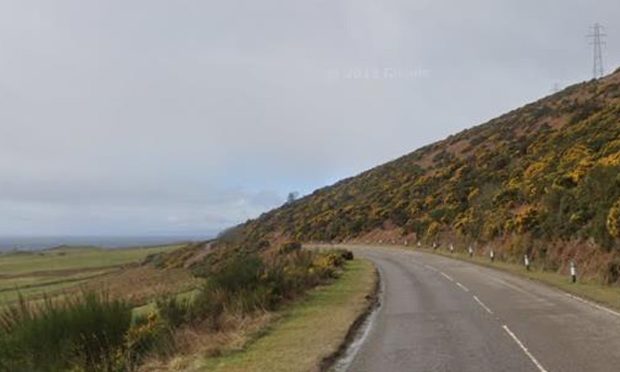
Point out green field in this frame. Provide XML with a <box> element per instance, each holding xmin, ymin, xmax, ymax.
<box><xmin>0</xmin><ymin>244</ymin><xmax>182</xmax><ymax>304</ymax></box>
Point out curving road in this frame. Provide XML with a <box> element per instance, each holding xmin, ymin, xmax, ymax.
<box><xmin>344</xmin><ymin>246</ymin><xmax>620</xmax><ymax>372</ymax></box>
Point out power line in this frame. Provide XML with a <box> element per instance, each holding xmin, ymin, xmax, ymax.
<box><xmin>587</xmin><ymin>23</ymin><xmax>607</xmax><ymax>79</ymax></box>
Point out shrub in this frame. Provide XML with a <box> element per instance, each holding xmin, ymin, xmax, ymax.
<box><xmin>607</xmin><ymin>198</ymin><xmax>620</xmax><ymax>239</ymax></box>
<box><xmin>156</xmin><ymin>296</ymin><xmax>192</xmax><ymax>328</ymax></box>
<box><xmin>125</xmin><ymin>313</ymin><xmax>173</xmax><ymax>369</ymax></box>
<box><xmin>0</xmin><ymin>291</ymin><xmax>132</xmax><ymax>371</ymax></box>
<box><xmin>177</xmin><ymin>246</ymin><xmax>347</xmax><ymax>330</ymax></box>
<box><xmin>278</xmin><ymin>241</ymin><xmax>302</xmax><ymax>254</ymax></box>
<box><xmin>603</xmin><ymin>256</ymin><xmax>620</xmax><ymax>284</ymax></box>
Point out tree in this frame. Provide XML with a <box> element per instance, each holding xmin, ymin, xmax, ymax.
<box><xmin>286</xmin><ymin>192</ymin><xmax>299</xmax><ymax>205</ymax></box>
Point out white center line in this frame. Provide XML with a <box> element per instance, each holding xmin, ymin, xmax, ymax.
<box><xmin>456</xmin><ymin>282</ymin><xmax>469</xmax><ymax>292</ymax></box>
<box><xmin>440</xmin><ymin>272</ymin><xmax>454</xmax><ymax>282</ymax></box>
<box><xmin>473</xmin><ymin>295</ymin><xmax>494</xmax><ymax>314</ymax></box>
<box><xmin>502</xmin><ymin>325</ymin><xmax>548</xmax><ymax>372</ymax></box>
<box><xmin>424</xmin><ymin>264</ymin><xmax>438</xmax><ymax>272</ymax></box>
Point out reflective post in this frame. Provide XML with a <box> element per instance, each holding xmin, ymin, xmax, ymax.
<box><xmin>524</xmin><ymin>254</ymin><xmax>530</xmax><ymax>271</ymax></box>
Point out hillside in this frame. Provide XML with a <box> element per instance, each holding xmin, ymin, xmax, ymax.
<box><xmin>222</xmin><ymin>68</ymin><xmax>620</xmax><ymax>284</ymax></box>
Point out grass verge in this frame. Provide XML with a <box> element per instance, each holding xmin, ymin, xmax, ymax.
<box><xmin>196</xmin><ymin>259</ymin><xmax>376</xmax><ymax>372</ymax></box>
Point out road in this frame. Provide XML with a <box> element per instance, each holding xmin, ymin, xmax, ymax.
<box><xmin>343</xmin><ymin>246</ymin><xmax>620</xmax><ymax>372</ymax></box>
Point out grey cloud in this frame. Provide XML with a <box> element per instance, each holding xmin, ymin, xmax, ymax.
<box><xmin>1</xmin><ymin>0</ymin><xmax>619</xmax><ymax>236</ymax></box>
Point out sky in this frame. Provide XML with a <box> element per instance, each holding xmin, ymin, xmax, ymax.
<box><xmin>1</xmin><ymin>0</ymin><xmax>619</xmax><ymax>237</ymax></box>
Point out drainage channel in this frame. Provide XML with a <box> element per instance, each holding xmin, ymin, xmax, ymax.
<box><xmin>328</xmin><ymin>265</ymin><xmax>384</xmax><ymax>372</ymax></box>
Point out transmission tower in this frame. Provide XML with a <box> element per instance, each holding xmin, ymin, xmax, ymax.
<box><xmin>587</xmin><ymin>23</ymin><xmax>607</xmax><ymax>79</ymax></box>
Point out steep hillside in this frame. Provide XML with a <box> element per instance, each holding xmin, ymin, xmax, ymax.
<box><xmin>229</xmin><ymin>69</ymin><xmax>620</xmax><ymax>283</ymax></box>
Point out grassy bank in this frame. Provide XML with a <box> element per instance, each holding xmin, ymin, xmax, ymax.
<box><xmin>195</xmin><ymin>259</ymin><xmax>376</xmax><ymax>372</ymax></box>
<box><xmin>365</xmin><ymin>244</ymin><xmax>620</xmax><ymax>311</ymax></box>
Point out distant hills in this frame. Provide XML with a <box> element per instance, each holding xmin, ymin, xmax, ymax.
<box><xmin>214</xmin><ymin>68</ymin><xmax>620</xmax><ymax>283</ymax></box>
<box><xmin>0</xmin><ymin>236</ymin><xmax>211</xmax><ymax>252</ymax></box>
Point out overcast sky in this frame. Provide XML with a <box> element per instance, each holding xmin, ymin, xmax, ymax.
<box><xmin>1</xmin><ymin>0</ymin><xmax>619</xmax><ymax>237</ymax></box>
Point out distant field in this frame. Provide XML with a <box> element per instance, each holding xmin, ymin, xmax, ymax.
<box><xmin>0</xmin><ymin>244</ymin><xmax>184</xmax><ymax>304</ymax></box>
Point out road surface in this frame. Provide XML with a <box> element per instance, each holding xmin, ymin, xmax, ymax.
<box><xmin>343</xmin><ymin>246</ymin><xmax>620</xmax><ymax>372</ymax></box>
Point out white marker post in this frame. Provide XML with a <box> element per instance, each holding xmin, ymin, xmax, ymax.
<box><xmin>468</xmin><ymin>246</ymin><xmax>474</xmax><ymax>258</ymax></box>
<box><xmin>570</xmin><ymin>261</ymin><xmax>577</xmax><ymax>283</ymax></box>
<box><xmin>450</xmin><ymin>244</ymin><xmax>454</xmax><ymax>254</ymax></box>
<box><xmin>524</xmin><ymin>254</ymin><xmax>530</xmax><ymax>271</ymax></box>
<box><xmin>417</xmin><ymin>241</ymin><xmax>421</xmax><ymax>248</ymax></box>
<box><xmin>433</xmin><ymin>242</ymin><xmax>437</xmax><ymax>250</ymax></box>
<box><xmin>490</xmin><ymin>249</ymin><xmax>495</xmax><ymax>262</ymax></box>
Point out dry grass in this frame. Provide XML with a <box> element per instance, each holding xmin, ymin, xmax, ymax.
<box><xmin>141</xmin><ymin>259</ymin><xmax>376</xmax><ymax>371</ymax></box>
<box><xmin>81</xmin><ymin>266</ymin><xmax>200</xmax><ymax>306</ymax></box>
<box><xmin>141</xmin><ymin>312</ymin><xmax>277</xmax><ymax>371</ymax></box>
<box><xmin>194</xmin><ymin>259</ymin><xmax>376</xmax><ymax>372</ymax></box>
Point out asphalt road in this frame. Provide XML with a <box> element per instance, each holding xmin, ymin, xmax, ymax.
<box><xmin>344</xmin><ymin>246</ymin><xmax>620</xmax><ymax>372</ymax></box>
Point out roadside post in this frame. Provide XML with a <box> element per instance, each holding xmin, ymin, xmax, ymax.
<box><xmin>468</xmin><ymin>246</ymin><xmax>474</xmax><ymax>258</ymax></box>
<box><xmin>524</xmin><ymin>254</ymin><xmax>530</xmax><ymax>271</ymax></box>
<box><xmin>417</xmin><ymin>241</ymin><xmax>421</xmax><ymax>248</ymax></box>
<box><xmin>490</xmin><ymin>249</ymin><xmax>495</xmax><ymax>262</ymax></box>
<box><xmin>433</xmin><ymin>242</ymin><xmax>438</xmax><ymax>250</ymax></box>
<box><xmin>450</xmin><ymin>244</ymin><xmax>454</xmax><ymax>254</ymax></box>
<box><xmin>570</xmin><ymin>261</ymin><xmax>577</xmax><ymax>283</ymax></box>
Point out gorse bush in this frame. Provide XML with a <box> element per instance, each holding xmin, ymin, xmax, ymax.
<box><xmin>157</xmin><ymin>247</ymin><xmax>352</xmax><ymax>332</ymax></box>
<box><xmin>124</xmin><ymin>312</ymin><xmax>174</xmax><ymax>369</ymax></box>
<box><xmin>0</xmin><ymin>292</ymin><xmax>132</xmax><ymax>372</ymax></box>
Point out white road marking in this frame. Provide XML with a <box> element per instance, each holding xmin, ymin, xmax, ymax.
<box><xmin>424</xmin><ymin>264</ymin><xmax>438</xmax><ymax>272</ymax></box>
<box><xmin>440</xmin><ymin>272</ymin><xmax>454</xmax><ymax>282</ymax></box>
<box><xmin>473</xmin><ymin>295</ymin><xmax>494</xmax><ymax>314</ymax></box>
<box><xmin>502</xmin><ymin>325</ymin><xmax>548</xmax><ymax>372</ymax></box>
<box><xmin>456</xmin><ymin>282</ymin><xmax>469</xmax><ymax>292</ymax></box>
<box><xmin>565</xmin><ymin>293</ymin><xmax>620</xmax><ymax>318</ymax></box>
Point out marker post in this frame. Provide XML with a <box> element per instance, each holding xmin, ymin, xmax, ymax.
<box><xmin>524</xmin><ymin>254</ymin><xmax>530</xmax><ymax>271</ymax></box>
<box><xmin>490</xmin><ymin>249</ymin><xmax>495</xmax><ymax>263</ymax></box>
<box><xmin>570</xmin><ymin>261</ymin><xmax>577</xmax><ymax>283</ymax></box>
<box><xmin>468</xmin><ymin>246</ymin><xmax>474</xmax><ymax>258</ymax></box>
